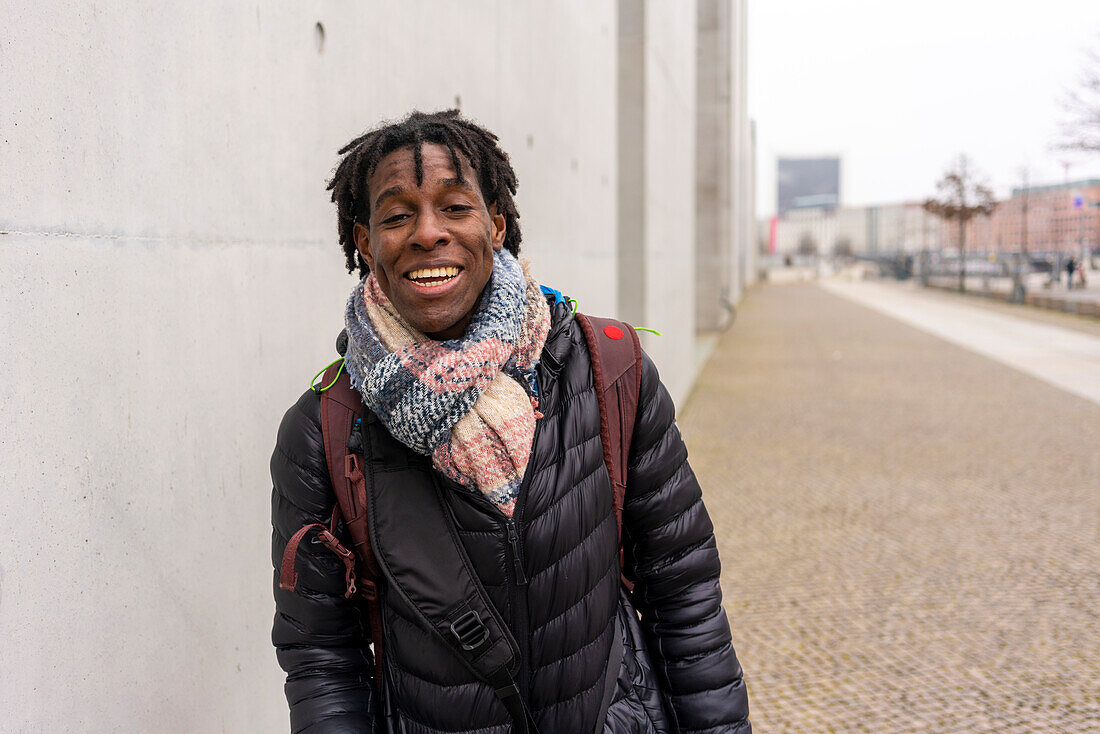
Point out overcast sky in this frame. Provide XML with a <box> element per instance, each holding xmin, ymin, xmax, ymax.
<box><xmin>749</xmin><ymin>0</ymin><xmax>1100</xmax><ymax>218</ymax></box>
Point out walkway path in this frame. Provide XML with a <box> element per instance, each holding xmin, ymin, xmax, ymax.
<box><xmin>679</xmin><ymin>282</ymin><xmax>1100</xmax><ymax>733</ymax></box>
<box><xmin>820</xmin><ymin>279</ymin><xmax>1100</xmax><ymax>406</ymax></box>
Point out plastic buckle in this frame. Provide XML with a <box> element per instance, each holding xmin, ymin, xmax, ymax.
<box><xmin>344</xmin><ymin>453</ymin><xmax>360</xmax><ymax>479</ymax></box>
<box><xmin>449</xmin><ymin>609</ymin><xmax>490</xmax><ymax>651</ymax></box>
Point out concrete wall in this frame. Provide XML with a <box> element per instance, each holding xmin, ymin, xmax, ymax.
<box><xmin>732</xmin><ymin>2</ymin><xmax>757</xmax><ymax>297</ymax></box>
<box><xmin>618</xmin><ymin>0</ymin><xmax>699</xmax><ymax>404</ymax></box>
<box><xmin>0</xmin><ymin>2</ymin><xmax>617</xmax><ymax>731</ymax></box>
<box><xmin>696</xmin><ymin>0</ymin><xmax>734</xmax><ymax>332</ymax></box>
<box><xmin>618</xmin><ymin>0</ymin><xmax>648</xmax><ymax>330</ymax></box>
<box><xmin>695</xmin><ymin>0</ymin><xmax>753</xmax><ymax>332</ymax></box>
<box><xmin>1</xmin><ymin>1</ymin><xmax>751</xmax><ymax>730</ymax></box>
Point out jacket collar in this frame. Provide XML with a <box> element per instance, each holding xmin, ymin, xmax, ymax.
<box><xmin>539</xmin><ymin>297</ymin><xmax>574</xmax><ymax>377</ymax></box>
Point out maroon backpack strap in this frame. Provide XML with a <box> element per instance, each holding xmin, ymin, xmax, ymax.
<box><xmin>575</xmin><ymin>314</ymin><xmax>642</xmax><ymax>587</ymax></box>
<box><xmin>279</xmin><ymin>523</ymin><xmax>357</xmax><ymax>599</ymax></box>
<box><xmin>279</xmin><ymin>361</ymin><xmax>386</xmax><ymax>686</ymax></box>
<box><xmin>318</xmin><ymin>363</ymin><xmax>387</xmax><ymax>688</ymax></box>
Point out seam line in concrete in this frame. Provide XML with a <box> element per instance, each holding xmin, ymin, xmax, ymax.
<box><xmin>0</xmin><ymin>229</ymin><xmax>326</xmax><ymax>246</ymax></box>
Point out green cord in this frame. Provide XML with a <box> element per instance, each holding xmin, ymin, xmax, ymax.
<box><xmin>309</xmin><ymin>357</ymin><xmax>345</xmax><ymax>392</ymax></box>
<box><xmin>567</xmin><ymin>295</ymin><xmax>660</xmax><ymax>335</ymax></box>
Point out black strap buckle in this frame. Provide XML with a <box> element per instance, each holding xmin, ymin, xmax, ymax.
<box><xmin>449</xmin><ymin>609</ymin><xmax>490</xmax><ymax>651</ymax></box>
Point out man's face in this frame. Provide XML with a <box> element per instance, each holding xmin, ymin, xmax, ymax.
<box><xmin>354</xmin><ymin>143</ymin><xmax>505</xmax><ymax>340</ymax></box>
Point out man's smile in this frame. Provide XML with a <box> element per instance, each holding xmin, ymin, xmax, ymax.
<box><xmin>405</xmin><ymin>265</ymin><xmax>463</xmax><ymax>289</ymax></box>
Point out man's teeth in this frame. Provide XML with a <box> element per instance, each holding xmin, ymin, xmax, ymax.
<box><xmin>407</xmin><ymin>266</ymin><xmax>460</xmax><ymax>283</ymax></box>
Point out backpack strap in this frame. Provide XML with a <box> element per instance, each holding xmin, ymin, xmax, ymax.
<box><xmin>308</xmin><ymin>361</ymin><xmax>538</xmax><ymax>732</ymax></box>
<box><xmin>574</xmin><ymin>314</ymin><xmax>642</xmax><ymax>588</ymax></box>
<box><xmin>575</xmin><ymin>313</ymin><xmax>640</xmax><ymax>733</ymax></box>
<box><xmin>356</xmin><ymin>410</ymin><xmax>540</xmax><ymax>733</ymax></box>
<box><xmin>277</xmin><ymin>362</ymin><xmax>387</xmax><ymax>689</ymax></box>
<box><xmin>279</xmin><ymin>522</ymin><xmax>357</xmax><ymax>598</ymax></box>
<box><xmin>317</xmin><ymin>364</ymin><xmax>387</xmax><ymax>689</ymax></box>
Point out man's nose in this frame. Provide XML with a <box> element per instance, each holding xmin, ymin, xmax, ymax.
<box><xmin>410</xmin><ymin>209</ymin><xmax>449</xmax><ymax>249</ymax></box>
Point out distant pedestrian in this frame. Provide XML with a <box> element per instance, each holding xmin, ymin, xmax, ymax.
<box><xmin>1066</xmin><ymin>257</ymin><xmax>1077</xmax><ymax>290</ymax></box>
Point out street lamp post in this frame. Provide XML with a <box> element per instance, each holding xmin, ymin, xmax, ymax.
<box><xmin>1076</xmin><ymin>194</ymin><xmax>1085</xmax><ymax>267</ymax></box>
<box><xmin>1072</xmin><ymin>192</ymin><xmax>1085</xmax><ymax>290</ymax></box>
<box><xmin>1012</xmin><ymin>169</ymin><xmax>1030</xmax><ymax>304</ymax></box>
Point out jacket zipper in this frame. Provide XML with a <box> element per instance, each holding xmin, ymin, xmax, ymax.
<box><xmin>453</xmin><ymin>438</ymin><xmax>538</xmax><ymax>706</ymax></box>
<box><xmin>506</xmin><ymin>517</ymin><xmax>528</xmax><ymax>585</ymax></box>
<box><xmin>509</xmin><ymin>436</ymin><xmax>535</xmax><ymax>713</ymax></box>
<box><xmin>509</xmin><ymin>352</ymin><xmax>556</xmax><ymax>713</ymax></box>
<box><xmin>451</xmin><ymin>354</ymin><xmax>556</xmax><ymax>715</ymax></box>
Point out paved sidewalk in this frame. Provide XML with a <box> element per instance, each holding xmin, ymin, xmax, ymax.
<box><xmin>925</xmin><ymin>270</ymin><xmax>1100</xmax><ymax>317</ymax></box>
<box><xmin>820</xmin><ymin>279</ymin><xmax>1100</xmax><ymax>406</ymax></box>
<box><xmin>906</xmin><ymin>283</ymin><xmax>1100</xmax><ymax>340</ymax></box>
<box><xmin>679</xmin><ymin>283</ymin><xmax>1100</xmax><ymax>733</ymax></box>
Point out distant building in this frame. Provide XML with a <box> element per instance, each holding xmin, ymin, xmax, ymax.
<box><xmin>768</xmin><ymin>201</ymin><xmax>943</xmax><ymax>256</ymax></box>
<box><xmin>765</xmin><ymin>178</ymin><xmax>1100</xmax><ymax>259</ymax></box>
<box><xmin>777</xmin><ymin>156</ymin><xmax>840</xmax><ymax>217</ymax></box>
<box><xmin>921</xmin><ymin>178</ymin><xmax>1100</xmax><ymax>256</ymax></box>
<box><xmin>984</xmin><ymin>178</ymin><xmax>1099</xmax><ymax>255</ymax></box>
<box><xmin>874</xmin><ymin>202</ymin><xmax>941</xmax><ymax>254</ymax></box>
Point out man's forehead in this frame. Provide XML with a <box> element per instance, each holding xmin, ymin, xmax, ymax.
<box><xmin>369</xmin><ymin>144</ymin><xmax>481</xmax><ymax>209</ymax></box>
<box><xmin>375</xmin><ymin>143</ymin><xmax>474</xmax><ymax>180</ymax></box>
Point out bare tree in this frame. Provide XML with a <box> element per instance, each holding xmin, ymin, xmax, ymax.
<box><xmin>1054</xmin><ymin>45</ymin><xmax>1100</xmax><ymax>154</ymax></box>
<box><xmin>923</xmin><ymin>155</ymin><xmax>997</xmax><ymax>293</ymax></box>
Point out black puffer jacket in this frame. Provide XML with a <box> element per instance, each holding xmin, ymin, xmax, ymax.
<box><xmin>271</xmin><ymin>301</ymin><xmax>750</xmax><ymax>733</ymax></box>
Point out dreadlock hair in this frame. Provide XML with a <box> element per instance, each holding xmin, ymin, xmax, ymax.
<box><xmin>327</xmin><ymin>109</ymin><xmax>522</xmax><ymax>277</ymax></box>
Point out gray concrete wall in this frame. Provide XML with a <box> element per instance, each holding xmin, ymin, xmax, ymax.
<box><xmin>0</xmin><ymin>2</ymin><xmax>617</xmax><ymax>731</ymax></box>
<box><xmin>696</xmin><ymin>0</ymin><xmax>735</xmax><ymax>332</ymax></box>
<box><xmin>618</xmin><ymin>0</ymin><xmax>699</xmax><ymax>405</ymax></box>
<box><xmin>618</xmin><ymin>0</ymin><xmax>648</xmax><ymax>328</ymax></box>
<box><xmin>732</xmin><ymin>0</ymin><xmax>757</xmax><ymax>297</ymax></box>
<box><xmin>1</xmin><ymin>0</ymin><xmax>752</xmax><ymax>729</ymax></box>
<box><xmin>695</xmin><ymin>0</ymin><xmax>753</xmax><ymax>333</ymax></box>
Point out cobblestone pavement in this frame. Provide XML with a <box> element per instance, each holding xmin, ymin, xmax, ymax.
<box><xmin>678</xmin><ymin>282</ymin><xmax>1100</xmax><ymax>733</ymax></box>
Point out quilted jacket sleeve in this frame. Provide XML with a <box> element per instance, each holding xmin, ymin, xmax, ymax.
<box><xmin>271</xmin><ymin>389</ymin><xmax>376</xmax><ymax>733</ymax></box>
<box><xmin>622</xmin><ymin>352</ymin><xmax>751</xmax><ymax>733</ymax></box>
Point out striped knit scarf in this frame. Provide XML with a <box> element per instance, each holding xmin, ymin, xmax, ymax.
<box><xmin>343</xmin><ymin>249</ymin><xmax>551</xmax><ymax>517</ymax></box>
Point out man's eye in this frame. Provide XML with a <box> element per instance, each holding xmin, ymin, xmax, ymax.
<box><xmin>445</xmin><ymin>205</ymin><xmax>472</xmax><ymax>213</ymax></box>
<box><xmin>381</xmin><ymin>213</ymin><xmax>409</xmax><ymax>224</ymax></box>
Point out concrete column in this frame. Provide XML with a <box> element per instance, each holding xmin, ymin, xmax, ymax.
<box><xmin>695</xmin><ymin>0</ymin><xmax>733</xmax><ymax>332</ymax></box>
<box><xmin>617</xmin><ymin>0</ymin><xmax>698</xmax><ymax>405</ymax></box>
<box><xmin>732</xmin><ymin>0</ymin><xmax>754</xmax><ymax>298</ymax></box>
<box><xmin>694</xmin><ymin>0</ymin><xmax>752</xmax><ymax>332</ymax></box>
<box><xmin>618</xmin><ymin>0</ymin><xmax>647</xmax><ymax>324</ymax></box>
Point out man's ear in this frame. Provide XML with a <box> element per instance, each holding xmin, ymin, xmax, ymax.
<box><xmin>353</xmin><ymin>222</ymin><xmax>375</xmax><ymax>270</ymax></box>
<box><xmin>489</xmin><ymin>203</ymin><xmax>506</xmax><ymax>251</ymax></box>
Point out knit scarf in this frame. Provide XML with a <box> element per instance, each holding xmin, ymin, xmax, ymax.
<box><xmin>343</xmin><ymin>249</ymin><xmax>551</xmax><ymax>517</ymax></box>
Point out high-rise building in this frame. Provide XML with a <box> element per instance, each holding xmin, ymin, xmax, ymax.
<box><xmin>777</xmin><ymin>156</ymin><xmax>840</xmax><ymax>216</ymax></box>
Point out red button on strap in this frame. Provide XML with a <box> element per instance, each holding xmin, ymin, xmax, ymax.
<box><xmin>603</xmin><ymin>325</ymin><xmax>624</xmax><ymax>340</ymax></box>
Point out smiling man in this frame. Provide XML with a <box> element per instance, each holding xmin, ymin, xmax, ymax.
<box><xmin>271</xmin><ymin>110</ymin><xmax>751</xmax><ymax>734</ymax></box>
<box><xmin>355</xmin><ymin>143</ymin><xmax>504</xmax><ymax>340</ymax></box>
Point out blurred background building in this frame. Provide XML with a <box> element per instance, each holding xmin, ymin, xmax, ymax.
<box><xmin>768</xmin><ymin>179</ymin><xmax>1100</xmax><ymax>260</ymax></box>
<box><xmin>776</xmin><ymin>156</ymin><xmax>840</xmax><ymax>217</ymax></box>
<box><xmin>0</xmin><ymin>1</ymin><xmax>755</xmax><ymax>730</ymax></box>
